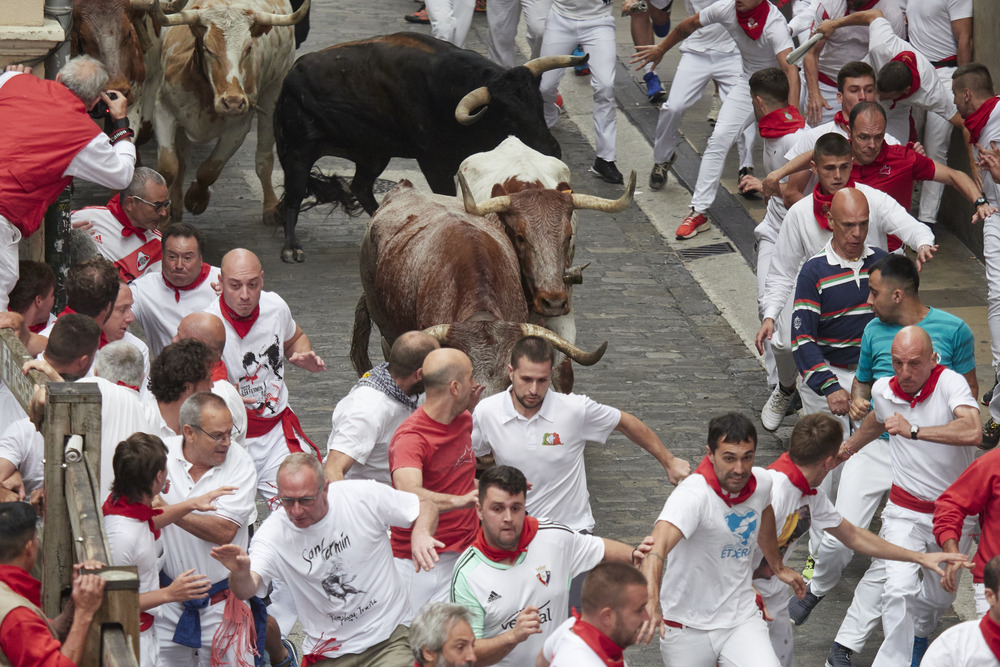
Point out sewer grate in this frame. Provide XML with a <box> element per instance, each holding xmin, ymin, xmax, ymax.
<box><xmin>676</xmin><ymin>242</ymin><xmax>736</xmax><ymax>260</ymax></box>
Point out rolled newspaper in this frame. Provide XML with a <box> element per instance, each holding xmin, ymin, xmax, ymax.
<box><xmin>786</xmin><ymin>32</ymin><xmax>825</xmax><ymax>67</ymax></box>
<box><xmin>64</xmin><ymin>434</ymin><xmax>83</xmax><ymax>463</ymax></box>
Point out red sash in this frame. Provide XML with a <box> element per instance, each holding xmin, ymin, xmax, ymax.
<box><xmin>980</xmin><ymin>613</ymin><xmax>1000</xmax><ymax>661</ymax></box>
<box><xmin>767</xmin><ymin>453</ymin><xmax>817</xmax><ymax>496</ymax></box>
<box><xmin>736</xmin><ymin>1</ymin><xmax>769</xmax><ymax>40</ymax></box>
<box><xmin>570</xmin><ymin>611</ymin><xmax>625</xmax><ymax>667</ymax></box>
<box><xmin>889</xmin><ymin>484</ymin><xmax>935</xmax><ymax>514</ymax></box>
<box><xmin>888</xmin><ymin>52</ymin><xmax>921</xmax><ymax>109</ymax></box>
<box><xmin>965</xmin><ymin>96</ymin><xmax>1000</xmax><ymax>146</ymax></box>
<box><xmin>758</xmin><ymin>106</ymin><xmax>805</xmax><ymax>138</ymax></box>
<box><xmin>162</xmin><ymin>263</ymin><xmax>212</xmax><ymax>303</ymax></box>
<box><xmin>694</xmin><ymin>455</ymin><xmax>757</xmax><ymax>507</ymax></box>
<box><xmin>472</xmin><ymin>515</ymin><xmax>539</xmax><ymax>563</ymax></box>
<box><xmin>218</xmin><ymin>295</ymin><xmax>260</xmax><ymax>339</ymax></box>
<box><xmin>817</xmin><ymin>71</ymin><xmax>839</xmax><ymax>89</ymax></box>
<box><xmin>101</xmin><ymin>494</ymin><xmax>163</xmax><ymax>539</ymax></box>
<box><xmin>888</xmin><ymin>364</ymin><xmax>945</xmax><ymax>408</ymax></box>
<box><xmin>245</xmin><ymin>407</ymin><xmax>320</xmax><ymax>460</ymax></box>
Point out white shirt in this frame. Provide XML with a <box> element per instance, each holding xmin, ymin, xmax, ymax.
<box><xmin>545</xmin><ymin>617</ymin><xmax>627</xmax><ymax>667</ymax></box>
<box><xmin>756</xmin><ymin>126</ymin><xmax>809</xmax><ymax>243</ymax></box>
<box><xmin>760</xmin><ymin>182</ymin><xmax>935</xmax><ymax>321</ymax></box>
<box><xmin>0</xmin><ymin>380</ymin><xmax>26</xmax><ymax>429</ymax></box>
<box><xmin>472</xmin><ymin>391</ymin><xmax>620</xmax><ymax>532</ymax></box>
<box><xmin>973</xmin><ymin>100</ymin><xmax>1000</xmax><ymax>209</ymax></box>
<box><xmin>327</xmin><ymin>385</ymin><xmax>417</xmax><ymax>486</ymax></box>
<box><xmin>205</xmin><ymin>291</ymin><xmax>297</xmax><ymax>419</ymax></box>
<box><xmin>811</xmin><ymin>0</ymin><xmax>905</xmax><ymax>80</ymax></box>
<box><xmin>159</xmin><ymin>435</ymin><xmax>258</xmax><ymax>584</ymax></box>
<box><xmin>0</xmin><ymin>418</ymin><xmax>43</xmax><ymax>494</ymax></box>
<box><xmin>871</xmin><ymin>368</ymin><xmax>978</xmax><ymax>501</ymax></box>
<box><xmin>698</xmin><ymin>0</ymin><xmax>793</xmax><ymax>77</ymax></box>
<box><xmin>683</xmin><ymin>0</ymin><xmax>737</xmax><ymax>55</ymax></box>
<box><xmin>922</xmin><ymin>618</ymin><xmax>1000</xmax><ymax>666</ymax></box>
<box><xmin>249</xmin><ymin>480</ymin><xmax>419</xmax><ymax>658</ymax></box>
<box><xmin>864</xmin><ymin>17</ymin><xmax>959</xmax><ymax>121</ymax></box>
<box><xmin>905</xmin><ymin>0</ymin><xmax>972</xmax><ymax>64</ymax></box>
<box><xmin>451</xmin><ymin>521</ymin><xmax>605</xmax><ymax>667</ymax></box>
<box><xmin>657</xmin><ymin>468</ymin><xmax>774</xmax><ymax>630</ymax></box>
<box><xmin>73</xmin><ymin>205</ymin><xmax>162</xmax><ymax>280</ymax></box>
<box><xmin>551</xmin><ymin>0</ymin><xmax>613</xmax><ymax>21</ymax></box>
<box><xmin>130</xmin><ymin>266</ymin><xmax>222</xmax><ymax>358</ymax></box>
<box><xmin>105</xmin><ymin>513</ymin><xmax>163</xmax><ymax>616</ymax></box>
<box><xmin>213</xmin><ymin>379</ymin><xmax>248</xmax><ymax>449</ymax></box>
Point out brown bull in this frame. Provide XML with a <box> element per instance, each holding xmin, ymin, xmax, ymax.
<box><xmin>351</xmin><ymin>180</ymin><xmax>606</xmax><ymax>396</ymax></box>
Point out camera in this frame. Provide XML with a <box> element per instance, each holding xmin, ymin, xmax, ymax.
<box><xmin>88</xmin><ymin>90</ymin><xmax>118</xmax><ymax>121</ymax></box>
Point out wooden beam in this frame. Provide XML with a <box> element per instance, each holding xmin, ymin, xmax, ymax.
<box><xmin>0</xmin><ymin>327</ymin><xmax>48</xmax><ymax>413</ymax></box>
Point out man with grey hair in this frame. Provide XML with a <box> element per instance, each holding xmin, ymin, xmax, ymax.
<box><xmin>0</xmin><ymin>56</ymin><xmax>135</xmax><ymax>309</ymax></box>
<box><xmin>410</xmin><ymin>602</ymin><xmax>476</xmax><ymax>667</ymax></box>
<box><xmin>73</xmin><ymin>166</ymin><xmax>168</xmax><ymax>282</ymax></box>
<box><xmin>94</xmin><ymin>339</ymin><xmax>145</xmax><ymax>391</ymax></box>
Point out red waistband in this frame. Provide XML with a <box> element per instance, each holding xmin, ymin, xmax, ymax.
<box><xmin>931</xmin><ymin>55</ymin><xmax>957</xmax><ymax>69</ymax></box>
<box><xmin>140</xmin><ymin>612</ymin><xmax>154</xmax><ymax>631</ymax></box>
<box><xmin>889</xmin><ymin>484</ymin><xmax>936</xmax><ymax>514</ymax></box>
<box><xmin>817</xmin><ymin>70</ymin><xmax>838</xmax><ymax>89</ymax></box>
<box><xmin>246</xmin><ymin>407</ymin><xmax>321</xmax><ymax>460</ymax></box>
<box><xmin>663</xmin><ymin>619</ymin><xmax>684</xmax><ymax>629</ymax></box>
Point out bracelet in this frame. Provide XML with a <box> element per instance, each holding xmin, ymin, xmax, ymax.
<box><xmin>109</xmin><ymin>127</ymin><xmax>134</xmax><ymax>145</ymax></box>
<box><xmin>840</xmin><ymin>443</ymin><xmax>854</xmax><ymax>457</ymax></box>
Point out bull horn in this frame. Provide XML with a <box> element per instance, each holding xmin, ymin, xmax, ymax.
<box><xmin>152</xmin><ymin>0</ymin><xmax>201</xmax><ymax>25</ymax></box>
<box><xmin>253</xmin><ymin>0</ymin><xmax>310</xmax><ymax>26</ymax></box>
<box><xmin>563</xmin><ymin>262</ymin><xmax>590</xmax><ymax>285</ymax></box>
<box><xmin>421</xmin><ymin>324</ymin><xmax>452</xmax><ymax>342</ymax></box>
<box><xmin>458</xmin><ymin>173</ymin><xmax>510</xmax><ymax>216</ymax></box>
<box><xmin>570</xmin><ymin>170</ymin><xmax>636</xmax><ymax>213</ymax></box>
<box><xmin>522</xmin><ymin>53</ymin><xmax>588</xmax><ymax>77</ymax></box>
<box><xmin>455</xmin><ymin>86</ymin><xmax>491</xmax><ymax>126</ymax></box>
<box><xmin>518</xmin><ymin>324</ymin><xmax>607</xmax><ymax>366</ymax></box>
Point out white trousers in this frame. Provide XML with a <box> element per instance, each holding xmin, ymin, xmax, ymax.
<box><xmin>884</xmin><ymin>103</ymin><xmax>913</xmax><ymax>153</ymax></box>
<box><xmin>916</xmin><ymin>67</ymin><xmax>957</xmax><ymax>224</ymax></box>
<box><xmin>0</xmin><ymin>216</ymin><xmax>22</xmax><ymax>312</ymax></box>
<box><xmin>540</xmin><ymin>12</ymin><xmax>617</xmax><ymax>161</ymax></box>
<box><xmin>140</xmin><ymin>626</ymin><xmax>159</xmax><ymax>667</ymax></box>
<box><xmin>246</xmin><ymin>423</ymin><xmax>316</xmax><ymax>501</ymax></box>
<box><xmin>487</xmin><ymin>0</ymin><xmax>552</xmax><ymax>66</ymax></box>
<box><xmin>426</xmin><ymin>0</ymin><xmax>476</xmax><ymax>47</ymax></box>
<box><xmin>393</xmin><ymin>551</ymin><xmax>460</xmax><ymax>624</ymax></box>
<box><xmin>659</xmin><ymin>614</ymin><xmax>780</xmax><ymax>667</ymax></box>
<box><xmin>984</xmin><ymin>214</ymin><xmax>1000</xmax><ymax>375</ymax></box>
<box><xmin>652</xmin><ymin>49</ymin><xmax>753</xmax><ymax>167</ymax></box>
<box><xmin>769</xmin><ymin>291</ymin><xmax>800</xmax><ymax>389</ymax></box>
<box><xmin>690</xmin><ymin>77</ymin><xmax>755</xmax><ymax>213</ymax></box>
<box><xmin>757</xmin><ymin>576</ymin><xmax>794</xmax><ymax>667</ymax></box>
<box><xmin>156</xmin><ymin>597</ymin><xmax>254</xmax><ymax>667</ymax></box>
<box><xmin>757</xmin><ymin>237</ymin><xmax>778</xmax><ymax>386</ymax></box>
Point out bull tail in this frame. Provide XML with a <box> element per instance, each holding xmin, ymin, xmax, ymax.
<box><xmin>350</xmin><ymin>294</ymin><xmax>373</xmax><ymax>377</ymax></box>
<box><xmin>278</xmin><ymin>169</ymin><xmax>366</xmax><ymax>219</ymax></box>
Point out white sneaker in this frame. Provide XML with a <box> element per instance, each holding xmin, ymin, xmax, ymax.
<box><xmin>707</xmin><ymin>93</ymin><xmax>721</xmax><ymax>124</ymax></box>
<box><xmin>761</xmin><ymin>385</ymin><xmax>793</xmax><ymax>431</ymax></box>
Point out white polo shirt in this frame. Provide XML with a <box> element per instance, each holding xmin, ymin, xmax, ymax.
<box><xmin>131</xmin><ymin>266</ymin><xmax>222</xmax><ymax>358</ymax></box>
<box><xmin>871</xmin><ymin>368</ymin><xmax>978</xmax><ymax>501</ymax></box>
<box><xmin>698</xmin><ymin>0</ymin><xmax>793</xmax><ymax>78</ymax></box>
<box><xmin>327</xmin><ymin>385</ymin><xmax>417</xmax><ymax>486</ymax></box>
<box><xmin>249</xmin><ymin>480</ymin><xmax>418</xmax><ymax>659</ymax></box>
<box><xmin>451</xmin><ymin>521</ymin><xmax>605</xmax><ymax>667</ymax></box>
<box><xmin>922</xmin><ymin>617</ymin><xmax>1000</xmax><ymax>666</ymax></box>
<box><xmin>657</xmin><ymin>468</ymin><xmax>773</xmax><ymax>630</ymax></box>
<box><xmin>472</xmin><ymin>391</ymin><xmax>620</xmax><ymax>532</ymax></box>
<box><xmin>0</xmin><ymin>418</ymin><xmax>43</xmax><ymax>494</ymax></box>
<box><xmin>74</xmin><ymin>205</ymin><xmax>162</xmax><ymax>281</ymax></box>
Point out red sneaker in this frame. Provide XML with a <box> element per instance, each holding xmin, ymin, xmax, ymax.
<box><xmin>675</xmin><ymin>212</ymin><xmax>710</xmax><ymax>239</ymax></box>
<box><xmin>556</xmin><ymin>93</ymin><xmax>564</xmax><ymax>110</ymax></box>
<box><xmin>405</xmin><ymin>7</ymin><xmax>429</xmax><ymax>23</ymax></box>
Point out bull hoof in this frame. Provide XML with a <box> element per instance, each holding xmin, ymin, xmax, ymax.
<box><xmin>184</xmin><ymin>184</ymin><xmax>210</xmax><ymax>215</ymax></box>
<box><xmin>294</xmin><ymin>248</ymin><xmax>306</xmax><ymax>262</ymax></box>
<box><xmin>280</xmin><ymin>248</ymin><xmax>305</xmax><ymax>263</ymax></box>
<box><xmin>262</xmin><ymin>206</ymin><xmax>280</xmax><ymax>227</ymax></box>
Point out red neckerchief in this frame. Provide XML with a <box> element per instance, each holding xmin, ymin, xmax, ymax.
<box><xmin>811</xmin><ymin>180</ymin><xmax>854</xmax><ymax>230</ymax></box>
<box><xmin>889</xmin><ymin>364</ymin><xmax>946</xmax><ymax>408</ymax></box>
<box><xmin>736</xmin><ymin>0</ymin><xmax>770</xmax><ymax>40</ymax></box>
<box><xmin>834</xmin><ymin>111</ymin><xmax>850</xmax><ymax>133</ymax></box>
<box><xmin>472</xmin><ymin>515</ymin><xmax>540</xmax><ymax>563</ymax></box>
<box><xmin>116</xmin><ymin>380</ymin><xmax>139</xmax><ymax>392</ymax></box>
<box><xmin>980</xmin><ymin>613</ymin><xmax>1000</xmax><ymax>661</ymax></box>
<box><xmin>767</xmin><ymin>453</ymin><xmax>817</xmax><ymax>496</ymax></box>
<box><xmin>28</xmin><ymin>321</ymin><xmax>47</xmax><ymax>334</ymax></box>
<box><xmin>211</xmin><ymin>359</ymin><xmax>229</xmax><ymax>383</ymax></box>
<box><xmin>106</xmin><ymin>194</ymin><xmax>148</xmax><ymax>242</ymax></box>
<box><xmin>570</xmin><ymin>609</ymin><xmax>625</xmax><ymax>667</ymax></box>
<box><xmin>0</xmin><ymin>565</ymin><xmax>42</xmax><ymax>607</ymax></box>
<box><xmin>846</xmin><ymin>0</ymin><xmax>880</xmax><ymax>12</ymax></box>
<box><xmin>58</xmin><ymin>306</ymin><xmax>108</xmax><ymax>348</ymax></box>
<box><xmin>101</xmin><ymin>494</ymin><xmax>163</xmax><ymax>539</ymax></box>
<box><xmin>758</xmin><ymin>106</ymin><xmax>806</xmax><ymax>138</ymax></box>
<box><xmin>965</xmin><ymin>96</ymin><xmax>1000</xmax><ymax>145</ymax></box>
<box><xmin>218</xmin><ymin>295</ymin><xmax>260</xmax><ymax>339</ymax></box>
<box><xmin>694</xmin><ymin>455</ymin><xmax>757</xmax><ymax>507</ymax></box>
<box><xmin>162</xmin><ymin>263</ymin><xmax>212</xmax><ymax>303</ymax></box>
<box><xmin>888</xmin><ymin>52</ymin><xmax>921</xmax><ymax>109</ymax></box>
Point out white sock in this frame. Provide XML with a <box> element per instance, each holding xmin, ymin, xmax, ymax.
<box><xmin>644</xmin><ymin>62</ymin><xmax>654</xmax><ymax>75</ymax></box>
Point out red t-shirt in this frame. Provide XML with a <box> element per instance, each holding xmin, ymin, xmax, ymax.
<box><xmin>851</xmin><ymin>142</ymin><xmax>937</xmax><ymax>211</ymax></box>
<box><xmin>0</xmin><ymin>565</ymin><xmax>74</xmax><ymax>667</ymax></box>
<box><xmin>388</xmin><ymin>407</ymin><xmax>478</xmax><ymax>558</ymax></box>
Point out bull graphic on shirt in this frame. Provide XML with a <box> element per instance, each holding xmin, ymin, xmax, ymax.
<box><xmin>239</xmin><ymin>335</ymin><xmax>284</xmax><ymax>416</ymax></box>
<box><xmin>720</xmin><ymin>509</ymin><xmax>758</xmax><ymax>559</ymax></box>
<box><xmin>321</xmin><ymin>568</ymin><xmax>365</xmax><ymax>601</ymax></box>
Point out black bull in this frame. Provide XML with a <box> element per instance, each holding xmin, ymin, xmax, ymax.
<box><xmin>272</xmin><ymin>32</ymin><xmax>586</xmax><ymax>263</ymax></box>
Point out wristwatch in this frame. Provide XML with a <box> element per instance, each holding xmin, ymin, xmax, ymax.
<box><xmin>910</xmin><ymin>424</ymin><xmax>920</xmax><ymax>440</ymax></box>
<box><xmin>974</xmin><ymin>196</ymin><xmax>989</xmax><ymax>208</ymax></box>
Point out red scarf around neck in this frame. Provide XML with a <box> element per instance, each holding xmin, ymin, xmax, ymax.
<box><xmin>889</xmin><ymin>364</ymin><xmax>946</xmax><ymax>408</ymax></box>
<box><xmin>758</xmin><ymin>106</ymin><xmax>806</xmax><ymax>138</ymax></box>
<box><xmin>101</xmin><ymin>494</ymin><xmax>163</xmax><ymax>539</ymax></box>
<box><xmin>736</xmin><ymin>0</ymin><xmax>770</xmax><ymax>40</ymax></box>
<box><xmin>888</xmin><ymin>52</ymin><xmax>921</xmax><ymax>109</ymax></box>
<box><xmin>472</xmin><ymin>515</ymin><xmax>539</xmax><ymax>563</ymax></box>
<box><xmin>162</xmin><ymin>262</ymin><xmax>212</xmax><ymax>303</ymax></box>
<box><xmin>106</xmin><ymin>194</ymin><xmax>148</xmax><ymax>242</ymax></box>
<box><xmin>965</xmin><ymin>96</ymin><xmax>1000</xmax><ymax>145</ymax></box>
<box><xmin>833</xmin><ymin>111</ymin><xmax>850</xmax><ymax>133</ymax></box>
<box><xmin>980</xmin><ymin>613</ymin><xmax>1000</xmax><ymax>661</ymax></box>
<box><xmin>694</xmin><ymin>455</ymin><xmax>757</xmax><ymax>507</ymax></box>
<box><xmin>570</xmin><ymin>610</ymin><xmax>625</xmax><ymax>667</ymax></box>
<box><xmin>811</xmin><ymin>180</ymin><xmax>854</xmax><ymax>230</ymax></box>
<box><xmin>58</xmin><ymin>305</ymin><xmax>108</xmax><ymax>348</ymax></box>
<box><xmin>767</xmin><ymin>453</ymin><xmax>817</xmax><ymax>496</ymax></box>
<box><xmin>116</xmin><ymin>380</ymin><xmax>139</xmax><ymax>392</ymax></box>
<box><xmin>218</xmin><ymin>294</ymin><xmax>260</xmax><ymax>339</ymax></box>
<box><xmin>28</xmin><ymin>321</ymin><xmax>47</xmax><ymax>334</ymax></box>
<box><xmin>211</xmin><ymin>359</ymin><xmax>229</xmax><ymax>383</ymax></box>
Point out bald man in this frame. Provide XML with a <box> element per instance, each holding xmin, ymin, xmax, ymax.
<box><xmin>835</xmin><ymin>326</ymin><xmax>980</xmax><ymax>664</ymax></box>
<box><xmin>204</xmin><ymin>248</ymin><xmax>325</xmax><ymax>500</ymax></box>
<box><xmin>326</xmin><ymin>331</ymin><xmax>440</xmax><ymax>485</ymax></box>
<box><xmin>388</xmin><ymin>348</ymin><xmax>484</xmax><ymax>624</ymax></box>
<box><xmin>174</xmin><ymin>312</ymin><xmax>247</xmax><ymax>449</ymax></box>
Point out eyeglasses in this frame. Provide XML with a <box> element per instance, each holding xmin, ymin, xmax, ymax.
<box><xmin>193</xmin><ymin>425</ymin><xmax>240</xmax><ymax>445</ymax></box>
<box><xmin>131</xmin><ymin>195</ymin><xmax>172</xmax><ymax>213</ymax></box>
<box><xmin>275</xmin><ymin>495</ymin><xmax>319</xmax><ymax>508</ymax></box>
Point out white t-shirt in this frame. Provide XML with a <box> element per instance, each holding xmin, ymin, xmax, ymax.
<box><xmin>657</xmin><ymin>468</ymin><xmax>773</xmax><ymax>630</ymax></box>
<box><xmin>205</xmin><ymin>291</ymin><xmax>297</xmax><ymax>419</ymax></box>
<box><xmin>922</xmin><ymin>618</ymin><xmax>1000</xmax><ymax>666</ymax></box>
<box><xmin>472</xmin><ymin>391</ymin><xmax>620</xmax><ymax>532</ymax></box>
<box><xmin>551</xmin><ymin>0</ymin><xmax>613</xmax><ymax>21</ymax></box>
<box><xmin>0</xmin><ymin>418</ymin><xmax>43</xmax><ymax>494</ymax></box>
<box><xmin>0</xmin><ymin>380</ymin><xmax>26</xmax><ymax>427</ymax></box>
<box><xmin>212</xmin><ymin>379</ymin><xmax>248</xmax><ymax>449</ymax></box>
<box><xmin>973</xmin><ymin>100</ymin><xmax>1000</xmax><ymax>209</ymax></box>
<box><xmin>327</xmin><ymin>385</ymin><xmax>416</xmax><ymax>486</ymax></box>
<box><xmin>105</xmin><ymin>513</ymin><xmax>163</xmax><ymax>667</ymax></box>
<box><xmin>249</xmin><ymin>480</ymin><xmax>419</xmax><ymax>658</ymax></box>
<box><xmin>159</xmin><ymin>435</ymin><xmax>258</xmax><ymax>584</ymax></box>
<box><xmin>73</xmin><ymin>205</ymin><xmax>162</xmax><ymax>281</ymax></box>
<box><xmin>545</xmin><ymin>617</ymin><xmax>626</xmax><ymax>667</ymax></box>
<box><xmin>698</xmin><ymin>0</ymin><xmax>793</xmax><ymax>77</ymax></box>
<box><xmin>871</xmin><ymin>368</ymin><xmax>978</xmax><ymax>501</ymax></box>
<box><xmin>130</xmin><ymin>266</ymin><xmax>222</xmax><ymax>358</ymax></box>
<box><xmin>811</xmin><ymin>0</ymin><xmax>905</xmax><ymax>80</ymax></box>
<box><xmin>451</xmin><ymin>521</ymin><xmax>606</xmax><ymax>667</ymax></box>
<box><xmin>905</xmin><ymin>0</ymin><xmax>972</xmax><ymax>64</ymax></box>
<box><xmin>683</xmin><ymin>0</ymin><xmax>738</xmax><ymax>54</ymax></box>
<box><xmin>757</xmin><ymin>126</ymin><xmax>809</xmax><ymax>243</ymax></box>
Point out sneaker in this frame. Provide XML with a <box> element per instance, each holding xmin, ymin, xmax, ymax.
<box><xmin>555</xmin><ymin>92</ymin><xmax>564</xmax><ymax>111</ymax></box>
<box><xmin>738</xmin><ymin>166</ymin><xmax>759</xmax><ymax>199</ymax></box>
<box><xmin>911</xmin><ymin>636</ymin><xmax>929</xmax><ymax>666</ymax></box>
<box><xmin>405</xmin><ymin>6</ymin><xmax>429</xmax><ymax>23</ymax></box>
<box><xmin>983</xmin><ymin>376</ymin><xmax>998</xmax><ymax>405</ymax></box>
<box><xmin>273</xmin><ymin>638</ymin><xmax>299</xmax><ymax>667</ymax></box>
<box><xmin>802</xmin><ymin>555</ymin><xmax>816</xmax><ymax>581</ymax></box>
<box><xmin>675</xmin><ymin>211</ymin><xmax>710</xmax><ymax>239</ymax></box>
<box><xmin>590</xmin><ymin>158</ymin><xmax>624</xmax><ymax>184</ymax></box>
<box><xmin>475</xmin><ymin>0</ymin><xmax>486</xmax><ymax>12</ymax></box>
<box><xmin>982</xmin><ymin>418</ymin><xmax>1000</xmax><ymax>451</ymax></box>
<box><xmin>825</xmin><ymin>642</ymin><xmax>853</xmax><ymax>667</ymax></box>
<box><xmin>786</xmin><ymin>388</ymin><xmax>802</xmax><ymax>416</ymax></box>
<box><xmin>788</xmin><ymin>582</ymin><xmax>824</xmax><ymax>626</ymax></box>
<box><xmin>649</xmin><ymin>158</ymin><xmax>674</xmax><ymax>190</ymax></box>
<box><xmin>644</xmin><ymin>71</ymin><xmax>667</xmax><ymax>104</ymax></box>
<box><xmin>761</xmin><ymin>384</ymin><xmax>794</xmax><ymax>431</ymax></box>
<box><xmin>573</xmin><ymin>46</ymin><xmax>590</xmax><ymax>75</ymax></box>
<box><xmin>707</xmin><ymin>92</ymin><xmax>721</xmax><ymax>124</ymax></box>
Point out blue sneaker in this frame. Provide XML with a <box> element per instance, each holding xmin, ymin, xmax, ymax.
<box><xmin>644</xmin><ymin>71</ymin><xmax>666</xmax><ymax>104</ymax></box>
<box><xmin>273</xmin><ymin>638</ymin><xmax>299</xmax><ymax>667</ymax></box>
<box><xmin>911</xmin><ymin>636</ymin><xmax>929</xmax><ymax>666</ymax></box>
<box><xmin>573</xmin><ymin>47</ymin><xmax>590</xmax><ymax>75</ymax></box>
<box><xmin>788</xmin><ymin>582</ymin><xmax>823</xmax><ymax>625</ymax></box>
